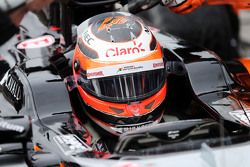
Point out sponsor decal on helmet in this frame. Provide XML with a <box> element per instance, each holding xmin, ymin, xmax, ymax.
<box><xmin>117</xmin><ymin>65</ymin><xmax>143</xmax><ymax>73</ymax></box>
<box><xmin>83</xmin><ymin>31</ymin><xmax>94</xmax><ymax>45</ymax></box>
<box><xmin>153</xmin><ymin>62</ymin><xmax>164</xmax><ymax>68</ymax></box>
<box><xmin>86</xmin><ymin>59</ymin><xmax>164</xmax><ymax>79</ymax></box>
<box><xmin>17</xmin><ymin>35</ymin><xmax>55</xmax><ymax>49</ymax></box>
<box><xmin>87</xmin><ymin>71</ymin><xmax>104</xmax><ymax>78</ymax></box>
<box><xmin>98</xmin><ymin>16</ymin><xmax>128</xmax><ymax>32</ymax></box>
<box><xmin>53</xmin><ymin>134</ymin><xmax>92</xmax><ymax>156</ymax></box>
<box><xmin>106</xmin><ymin>41</ymin><xmax>145</xmax><ymax>57</ymax></box>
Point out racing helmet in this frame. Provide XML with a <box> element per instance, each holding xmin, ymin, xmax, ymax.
<box><xmin>73</xmin><ymin>12</ymin><xmax>167</xmax><ymax>135</ymax></box>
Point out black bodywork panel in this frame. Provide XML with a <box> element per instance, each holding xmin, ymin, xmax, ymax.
<box><xmin>0</xmin><ymin>31</ymin><xmax>250</xmax><ymax>166</ymax></box>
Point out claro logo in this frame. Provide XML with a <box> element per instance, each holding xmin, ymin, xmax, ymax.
<box><xmin>106</xmin><ymin>41</ymin><xmax>145</xmax><ymax>57</ymax></box>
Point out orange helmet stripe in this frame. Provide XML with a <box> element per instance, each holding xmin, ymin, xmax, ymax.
<box><xmin>77</xmin><ymin>83</ymin><xmax>167</xmax><ymax>117</ymax></box>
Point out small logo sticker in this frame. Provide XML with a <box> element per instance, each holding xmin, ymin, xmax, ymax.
<box><xmin>168</xmin><ymin>130</ymin><xmax>180</xmax><ymax>139</ymax></box>
<box><xmin>53</xmin><ymin>134</ymin><xmax>92</xmax><ymax>156</ymax></box>
<box><xmin>87</xmin><ymin>59</ymin><xmax>164</xmax><ymax>79</ymax></box>
<box><xmin>87</xmin><ymin>71</ymin><xmax>104</xmax><ymax>78</ymax></box>
<box><xmin>116</xmin><ymin>65</ymin><xmax>143</xmax><ymax>74</ymax></box>
<box><xmin>98</xmin><ymin>16</ymin><xmax>128</xmax><ymax>32</ymax></box>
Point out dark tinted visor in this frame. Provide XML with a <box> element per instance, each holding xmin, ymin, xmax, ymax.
<box><xmin>79</xmin><ymin>69</ymin><xmax>165</xmax><ymax>102</ymax></box>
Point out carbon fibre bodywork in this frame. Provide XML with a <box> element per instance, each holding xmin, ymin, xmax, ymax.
<box><xmin>1</xmin><ymin>23</ymin><xmax>250</xmax><ymax>166</ymax></box>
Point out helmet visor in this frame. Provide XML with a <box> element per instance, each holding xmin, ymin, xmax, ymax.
<box><xmin>79</xmin><ymin>69</ymin><xmax>165</xmax><ymax>102</ymax></box>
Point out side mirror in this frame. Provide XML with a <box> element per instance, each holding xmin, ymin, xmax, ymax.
<box><xmin>165</xmin><ymin>61</ymin><xmax>187</xmax><ymax>76</ymax></box>
<box><xmin>49</xmin><ymin>51</ymin><xmax>73</xmax><ymax>78</ymax></box>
